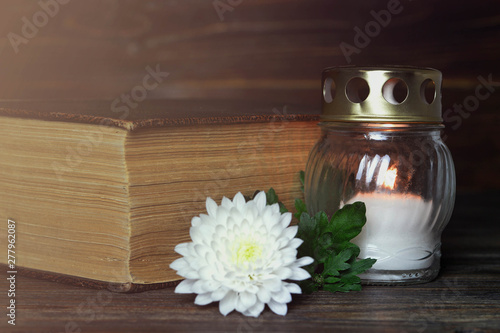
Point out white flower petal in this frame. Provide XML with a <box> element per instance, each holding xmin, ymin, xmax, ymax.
<box><xmin>270</xmin><ymin>224</ymin><xmax>283</xmax><ymax>238</ymax></box>
<box><xmin>205</xmin><ymin>250</ymin><xmax>217</xmax><ymax>265</ymax></box>
<box><xmin>288</xmin><ymin>238</ymin><xmax>304</xmax><ymax>249</ymax></box>
<box><xmin>240</xmin><ymin>219</ymin><xmax>251</xmax><ymax>234</ymax></box>
<box><xmin>232</xmin><ymin>281</ymin><xmax>247</xmax><ymax>293</ymax></box>
<box><xmin>170</xmin><ymin>258</ymin><xmax>187</xmax><ymax>272</ymax></box>
<box><xmin>233</xmin><ymin>192</ymin><xmax>246</xmax><ymax>211</ymax></box>
<box><xmin>262</xmin><ymin>207</ymin><xmax>273</xmax><ymax>224</ymax></box>
<box><xmin>195</xmin><ymin>293</ymin><xmax>213</xmax><ymax>306</ymax></box>
<box><xmin>173</xmin><ymin>191</ymin><xmax>310</xmax><ymax>318</ymax></box>
<box><xmin>189</xmin><ymin>226</ymin><xmax>204</xmax><ymax>244</ymax></box>
<box><xmin>290</xmin><ymin>267</ymin><xmax>311</xmax><ymax>281</ymax></box>
<box><xmin>288</xmin><ymin>238</ymin><xmax>303</xmax><ymax>249</ymax></box>
<box><xmin>216</xmin><ymin>207</ymin><xmax>229</xmax><ymax>224</ymax></box>
<box><xmin>281</xmin><ymin>225</ymin><xmax>298</xmax><ymax>240</ymax></box>
<box><xmin>221</xmin><ymin>196</ymin><xmax>233</xmax><ymax>209</ymax></box>
<box><xmin>274</xmin><ymin>267</ymin><xmax>292</xmax><ymax>279</ymax></box>
<box><xmin>174</xmin><ymin>243</ymin><xmax>190</xmax><ymax>256</ymax></box>
<box><xmin>199</xmin><ymin>213</ymin><xmax>212</xmax><ymax>224</ymax></box>
<box><xmin>254</xmin><ymin>191</ymin><xmax>267</xmax><ymax>211</ymax></box>
<box><xmin>219</xmin><ymin>291</ymin><xmax>238</xmax><ymax>316</ymax></box>
<box><xmin>211</xmin><ymin>287</ymin><xmax>229</xmax><ymax>301</ymax></box>
<box><xmin>240</xmin><ymin>291</ymin><xmax>257</xmax><ymax>310</ymax></box>
<box><xmin>284</xmin><ymin>282</ymin><xmax>302</xmax><ymax>294</ymax></box>
<box><xmin>199</xmin><ymin>266</ymin><xmax>214</xmax><ymax>280</ymax></box>
<box><xmin>224</xmin><ymin>271</ymin><xmax>236</xmax><ymax>281</ymax></box>
<box><xmin>206</xmin><ymin>197</ymin><xmax>218</xmax><ymax>217</ymax></box>
<box><xmin>275</xmin><ymin>237</ymin><xmax>289</xmax><ymax>250</ymax></box>
<box><xmin>263</xmin><ymin>278</ymin><xmax>282</xmax><ymax>293</ymax></box>
<box><xmin>244</xmin><ymin>301</ymin><xmax>265</xmax><ymax>318</ymax></box>
<box><xmin>183</xmin><ymin>269</ymin><xmax>200</xmax><ymax>280</ymax></box>
<box><xmin>268</xmin><ymin>300</ymin><xmax>288</xmax><ymax>316</ymax></box>
<box><xmin>264</xmin><ymin>212</ymin><xmax>280</xmax><ymax>230</ymax></box>
<box><xmin>280</xmin><ymin>212</ymin><xmax>292</xmax><ymax>228</ymax></box>
<box><xmin>175</xmin><ymin>279</ymin><xmax>196</xmax><ymax>294</ymax></box>
<box><xmin>271</xmin><ymin>287</ymin><xmax>292</xmax><ymax>304</ymax></box>
<box><xmin>203</xmin><ymin>280</ymin><xmax>221</xmax><ymax>292</ymax></box>
<box><xmin>235</xmin><ymin>297</ymin><xmax>247</xmax><ymax>313</ymax></box>
<box><xmin>192</xmin><ymin>280</ymin><xmax>206</xmax><ymax>294</ymax></box>
<box><xmin>191</xmin><ymin>216</ymin><xmax>202</xmax><ymax>227</ymax></box>
<box><xmin>176</xmin><ymin>267</ymin><xmax>196</xmax><ymax>279</ymax></box>
<box><xmin>295</xmin><ymin>256</ymin><xmax>314</xmax><ymax>267</ymax></box>
<box><xmin>280</xmin><ymin>247</ymin><xmax>298</xmax><ymax>260</ymax></box>
<box><xmin>194</xmin><ymin>244</ymin><xmax>210</xmax><ymax>259</ymax></box>
<box><xmin>257</xmin><ymin>288</ymin><xmax>271</xmax><ymax>303</ymax></box>
<box><xmin>250</xmin><ymin>206</ymin><xmax>259</xmax><ymax>220</ymax></box>
<box><xmin>228</xmin><ymin>210</ymin><xmax>243</xmax><ymax>226</ymax></box>
<box><xmin>246</xmin><ymin>284</ymin><xmax>259</xmax><ymax>294</ymax></box>
<box><xmin>197</xmin><ymin>224</ymin><xmax>215</xmax><ymax>242</ymax></box>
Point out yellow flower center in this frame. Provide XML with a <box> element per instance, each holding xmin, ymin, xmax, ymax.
<box><xmin>234</xmin><ymin>239</ymin><xmax>262</xmax><ymax>266</ymax></box>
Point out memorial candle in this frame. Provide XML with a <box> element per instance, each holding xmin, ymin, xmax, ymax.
<box><xmin>347</xmin><ymin>193</ymin><xmax>434</xmax><ymax>271</ymax></box>
<box><xmin>305</xmin><ymin>66</ymin><xmax>456</xmax><ymax>284</ymax></box>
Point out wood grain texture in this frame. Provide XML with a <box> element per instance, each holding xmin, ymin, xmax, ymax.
<box><xmin>0</xmin><ymin>0</ymin><xmax>498</xmax><ymax>192</ymax></box>
<box><xmin>1</xmin><ymin>193</ymin><xmax>499</xmax><ymax>332</ymax></box>
<box><xmin>0</xmin><ymin>264</ymin><xmax>179</xmax><ymax>293</ymax></box>
<box><xmin>0</xmin><ymin>0</ymin><xmax>497</xmax><ymax>101</ymax></box>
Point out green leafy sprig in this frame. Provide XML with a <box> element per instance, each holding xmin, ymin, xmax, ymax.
<box><xmin>264</xmin><ymin>172</ymin><xmax>376</xmax><ymax>293</ymax></box>
<box><xmin>294</xmin><ymin>199</ymin><xmax>376</xmax><ymax>293</ymax></box>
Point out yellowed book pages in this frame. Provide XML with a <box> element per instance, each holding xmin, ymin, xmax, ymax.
<box><xmin>0</xmin><ymin>100</ymin><xmax>320</xmax><ymax>289</ymax></box>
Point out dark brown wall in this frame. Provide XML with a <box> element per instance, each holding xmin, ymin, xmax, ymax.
<box><xmin>0</xmin><ymin>0</ymin><xmax>499</xmax><ymax>192</ymax></box>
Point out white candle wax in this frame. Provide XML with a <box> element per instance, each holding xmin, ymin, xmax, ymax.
<box><xmin>345</xmin><ymin>193</ymin><xmax>435</xmax><ymax>271</ymax></box>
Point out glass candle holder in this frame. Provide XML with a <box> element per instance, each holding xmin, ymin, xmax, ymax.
<box><xmin>305</xmin><ymin>67</ymin><xmax>456</xmax><ymax>284</ymax></box>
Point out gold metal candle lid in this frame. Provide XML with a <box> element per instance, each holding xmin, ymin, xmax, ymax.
<box><xmin>321</xmin><ymin>66</ymin><xmax>442</xmax><ymax>123</ymax></box>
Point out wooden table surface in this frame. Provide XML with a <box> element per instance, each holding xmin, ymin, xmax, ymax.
<box><xmin>1</xmin><ymin>192</ymin><xmax>499</xmax><ymax>333</ymax></box>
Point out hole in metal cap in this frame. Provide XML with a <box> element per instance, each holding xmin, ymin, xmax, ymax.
<box><xmin>382</xmin><ymin>78</ymin><xmax>408</xmax><ymax>105</ymax></box>
<box><xmin>346</xmin><ymin>77</ymin><xmax>370</xmax><ymax>103</ymax></box>
<box><xmin>420</xmin><ymin>79</ymin><xmax>436</xmax><ymax>104</ymax></box>
<box><xmin>323</xmin><ymin>77</ymin><xmax>336</xmax><ymax>103</ymax></box>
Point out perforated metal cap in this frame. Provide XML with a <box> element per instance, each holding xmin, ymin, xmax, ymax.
<box><xmin>321</xmin><ymin>66</ymin><xmax>442</xmax><ymax>123</ymax></box>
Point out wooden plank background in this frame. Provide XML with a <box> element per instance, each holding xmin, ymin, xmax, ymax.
<box><xmin>0</xmin><ymin>192</ymin><xmax>499</xmax><ymax>332</ymax></box>
<box><xmin>0</xmin><ymin>0</ymin><xmax>499</xmax><ymax>193</ymax></box>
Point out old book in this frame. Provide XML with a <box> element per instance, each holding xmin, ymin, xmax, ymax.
<box><xmin>0</xmin><ymin>100</ymin><xmax>319</xmax><ymax>291</ymax></box>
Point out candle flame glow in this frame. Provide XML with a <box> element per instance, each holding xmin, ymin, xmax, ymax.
<box><xmin>382</xmin><ymin>166</ymin><xmax>398</xmax><ymax>189</ymax></box>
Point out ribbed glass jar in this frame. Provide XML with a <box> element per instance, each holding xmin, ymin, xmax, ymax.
<box><xmin>305</xmin><ymin>67</ymin><xmax>456</xmax><ymax>284</ymax></box>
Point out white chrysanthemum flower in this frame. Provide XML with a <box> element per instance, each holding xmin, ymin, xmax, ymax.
<box><xmin>170</xmin><ymin>191</ymin><xmax>314</xmax><ymax>317</ymax></box>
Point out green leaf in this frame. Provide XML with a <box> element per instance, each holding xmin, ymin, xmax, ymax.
<box><xmin>323</xmin><ymin>283</ymin><xmax>361</xmax><ymax>293</ymax></box>
<box><xmin>266</xmin><ymin>188</ymin><xmax>288</xmax><ymax>213</ymax></box>
<box><xmin>317</xmin><ymin>232</ymin><xmax>333</xmax><ymax>251</ymax></box>
<box><xmin>340</xmin><ymin>275</ymin><xmax>361</xmax><ymax>285</ymax></box>
<box><xmin>325</xmin><ymin>202</ymin><xmax>367</xmax><ymax>244</ymax></box>
<box><xmin>322</xmin><ymin>248</ymin><xmax>353</xmax><ymax>277</ymax></box>
<box><xmin>315</xmin><ymin>211</ymin><xmax>329</xmax><ymax>236</ymax></box>
<box><xmin>268</xmin><ymin>182</ymin><xmax>376</xmax><ymax>295</ymax></box>
<box><xmin>344</xmin><ymin>284</ymin><xmax>362</xmax><ymax>292</ymax></box>
<box><xmin>296</xmin><ymin>212</ymin><xmax>317</xmax><ymax>259</ymax></box>
<box><xmin>266</xmin><ymin>188</ymin><xmax>279</xmax><ymax>205</ymax></box>
<box><xmin>279</xmin><ymin>204</ymin><xmax>288</xmax><ymax>214</ymax></box>
<box><xmin>344</xmin><ymin>258</ymin><xmax>377</xmax><ymax>278</ymax></box>
<box><xmin>332</xmin><ymin>241</ymin><xmax>361</xmax><ymax>259</ymax></box>
<box><xmin>324</xmin><ymin>276</ymin><xmax>341</xmax><ymax>283</ymax></box>
<box><xmin>294</xmin><ymin>198</ymin><xmax>307</xmax><ymax>220</ymax></box>
<box><xmin>314</xmin><ymin>244</ymin><xmax>333</xmax><ymax>264</ymax></box>
<box><xmin>299</xmin><ymin>279</ymin><xmax>319</xmax><ymax>294</ymax></box>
